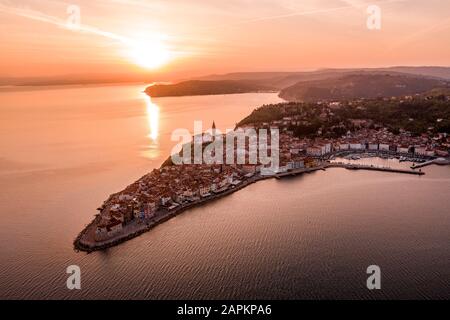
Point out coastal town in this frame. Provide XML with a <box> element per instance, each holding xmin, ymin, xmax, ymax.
<box><xmin>74</xmin><ymin>94</ymin><xmax>450</xmax><ymax>252</ymax></box>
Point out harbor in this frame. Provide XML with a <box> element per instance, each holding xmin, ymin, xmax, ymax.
<box><xmin>275</xmin><ymin>162</ymin><xmax>425</xmax><ymax>179</ymax></box>
<box><xmin>75</xmin><ymin>155</ymin><xmax>433</xmax><ymax>252</ymax></box>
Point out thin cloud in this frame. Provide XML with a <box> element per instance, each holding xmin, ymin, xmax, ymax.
<box><xmin>385</xmin><ymin>16</ymin><xmax>450</xmax><ymax>53</ymax></box>
<box><xmin>0</xmin><ymin>2</ymin><xmax>129</xmax><ymax>43</ymax></box>
<box><xmin>197</xmin><ymin>0</ymin><xmax>408</xmax><ymax>32</ymax></box>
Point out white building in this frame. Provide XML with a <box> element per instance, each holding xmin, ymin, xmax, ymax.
<box><xmin>287</xmin><ymin>160</ymin><xmax>305</xmax><ymax>170</ymax></box>
<box><xmin>161</xmin><ymin>197</ymin><xmax>172</xmax><ymax>206</ymax></box>
<box><xmin>119</xmin><ymin>194</ymin><xmax>133</xmax><ymax>201</ymax></box>
<box><xmin>379</xmin><ymin>144</ymin><xmax>390</xmax><ymax>152</ymax></box>
<box><xmin>306</xmin><ymin>146</ymin><xmax>322</xmax><ymax>157</ymax></box>
<box><xmin>320</xmin><ymin>143</ymin><xmax>332</xmax><ymax>155</ymax></box>
<box><xmin>398</xmin><ymin>146</ymin><xmax>409</xmax><ymax>154</ymax></box>
<box><xmin>350</xmin><ymin>143</ymin><xmax>365</xmax><ymax>150</ymax></box>
<box><xmin>199</xmin><ymin>185</ymin><xmax>211</xmax><ymax>197</ymax></box>
<box><xmin>147</xmin><ymin>201</ymin><xmax>158</xmax><ymax>214</ymax></box>
<box><xmin>414</xmin><ymin>146</ymin><xmax>427</xmax><ymax>156</ymax></box>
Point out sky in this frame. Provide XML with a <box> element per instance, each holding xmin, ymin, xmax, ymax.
<box><xmin>0</xmin><ymin>0</ymin><xmax>449</xmax><ymax>80</ymax></box>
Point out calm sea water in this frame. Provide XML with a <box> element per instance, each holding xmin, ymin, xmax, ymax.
<box><xmin>0</xmin><ymin>85</ymin><xmax>448</xmax><ymax>299</ymax></box>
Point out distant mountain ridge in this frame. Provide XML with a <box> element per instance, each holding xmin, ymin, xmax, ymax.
<box><xmin>144</xmin><ymin>67</ymin><xmax>450</xmax><ymax>100</ymax></box>
<box><xmin>278</xmin><ymin>74</ymin><xmax>448</xmax><ymax>102</ymax></box>
<box><xmin>197</xmin><ymin>66</ymin><xmax>450</xmax><ymax>84</ymax></box>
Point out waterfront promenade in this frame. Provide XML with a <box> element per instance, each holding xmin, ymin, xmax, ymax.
<box><xmin>410</xmin><ymin>158</ymin><xmax>450</xmax><ymax>169</ymax></box>
<box><xmin>75</xmin><ymin>157</ymin><xmax>432</xmax><ymax>252</ymax></box>
<box><xmin>74</xmin><ymin>174</ymin><xmax>271</xmax><ymax>252</ymax></box>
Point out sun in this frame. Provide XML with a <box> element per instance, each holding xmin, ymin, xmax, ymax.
<box><xmin>127</xmin><ymin>37</ymin><xmax>171</xmax><ymax>70</ymax></box>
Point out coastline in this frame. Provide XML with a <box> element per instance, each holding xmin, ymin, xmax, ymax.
<box><xmin>73</xmin><ymin>156</ymin><xmax>432</xmax><ymax>253</ymax></box>
<box><xmin>74</xmin><ymin>174</ymin><xmax>272</xmax><ymax>253</ymax></box>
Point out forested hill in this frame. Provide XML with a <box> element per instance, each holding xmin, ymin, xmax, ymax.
<box><xmin>278</xmin><ymin>74</ymin><xmax>448</xmax><ymax>102</ymax></box>
<box><xmin>145</xmin><ymin>80</ymin><xmax>276</xmax><ymax>97</ymax></box>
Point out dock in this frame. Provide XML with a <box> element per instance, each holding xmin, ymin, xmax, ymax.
<box><xmin>274</xmin><ymin>166</ymin><xmax>327</xmax><ymax>179</ymax></box>
<box><xmin>329</xmin><ymin>163</ymin><xmax>425</xmax><ymax>175</ymax></box>
<box><xmin>275</xmin><ymin>162</ymin><xmax>425</xmax><ymax>179</ymax></box>
<box><xmin>411</xmin><ymin>158</ymin><xmax>450</xmax><ymax>169</ymax></box>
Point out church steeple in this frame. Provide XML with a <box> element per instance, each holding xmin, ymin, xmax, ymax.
<box><xmin>212</xmin><ymin>121</ymin><xmax>216</xmax><ymax>130</ymax></box>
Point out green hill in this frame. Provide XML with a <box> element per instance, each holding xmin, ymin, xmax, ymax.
<box><xmin>145</xmin><ymin>80</ymin><xmax>276</xmax><ymax>97</ymax></box>
<box><xmin>279</xmin><ymin>74</ymin><xmax>448</xmax><ymax>102</ymax></box>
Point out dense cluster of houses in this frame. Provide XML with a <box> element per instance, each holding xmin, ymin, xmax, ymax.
<box><xmin>240</xmin><ymin>101</ymin><xmax>450</xmax><ymax>161</ymax></box>
<box><xmin>334</xmin><ymin>128</ymin><xmax>449</xmax><ymax>157</ymax></box>
<box><xmin>94</xmin><ymin>101</ymin><xmax>449</xmax><ymax>241</ymax></box>
<box><xmin>247</xmin><ymin>128</ymin><xmax>449</xmax><ymax>171</ymax></box>
<box><xmin>95</xmin><ymin>163</ymin><xmax>252</xmax><ymax>241</ymax></box>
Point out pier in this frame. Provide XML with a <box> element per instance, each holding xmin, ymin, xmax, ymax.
<box><xmin>275</xmin><ymin>162</ymin><xmax>425</xmax><ymax>179</ymax></box>
<box><xmin>328</xmin><ymin>163</ymin><xmax>425</xmax><ymax>175</ymax></box>
<box><xmin>411</xmin><ymin>158</ymin><xmax>450</xmax><ymax>169</ymax></box>
<box><xmin>274</xmin><ymin>166</ymin><xmax>327</xmax><ymax>179</ymax></box>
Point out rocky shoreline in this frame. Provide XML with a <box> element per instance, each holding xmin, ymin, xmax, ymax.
<box><xmin>74</xmin><ymin>175</ymin><xmax>271</xmax><ymax>253</ymax></box>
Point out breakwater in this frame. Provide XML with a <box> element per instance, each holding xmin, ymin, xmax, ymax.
<box><xmin>74</xmin><ymin>159</ymin><xmax>429</xmax><ymax>253</ymax></box>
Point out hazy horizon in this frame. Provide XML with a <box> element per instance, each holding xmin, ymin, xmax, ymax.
<box><xmin>1</xmin><ymin>0</ymin><xmax>450</xmax><ymax>80</ymax></box>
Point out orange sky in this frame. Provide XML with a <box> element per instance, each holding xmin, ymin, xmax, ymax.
<box><xmin>1</xmin><ymin>0</ymin><xmax>450</xmax><ymax>80</ymax></box>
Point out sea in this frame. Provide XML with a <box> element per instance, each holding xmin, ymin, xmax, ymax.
<box><xmin>0</xmin><ymin>84</ymin><xmax>448</xmax><ymax>299</ymax></box>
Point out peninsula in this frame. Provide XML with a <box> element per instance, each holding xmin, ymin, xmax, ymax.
<box><xmin>74</xmin><ymin>93</ymin><xmax>450</xmax><ymax>252</ymax></box>
<box><xmin>145</xmin><ymin>80</ymin><xmax>277</xmax><ymax>97</ymax></box>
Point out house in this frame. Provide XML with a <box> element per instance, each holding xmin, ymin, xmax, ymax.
<box><xmin>379</xmin><ymin>143</ymin><xmax>390</xmax><ymax>152</ymax></box>
<box><xmin>118</xmin><ymin>194</ymin><xmax>133</xmax><ymax>201</ymax></box>
<box><xmin>414</xmin><ymin>146</ymin><xmax>427</xmax><ymax>156</ymax></box>
<box><xmin>368</xmin><ymin>143</ymin><xmax>379</xmax><ymax>151</ymax></box>
<box><xmin>145</xmin><ymin>202</ymin><xmax>157</xmax><ymax>218</ymax></box>
<box><xmin>123</xmin><ymin>205</ymin><xmax>134</xmax><ymax>223</ymax></box>
<box><xmin>287</xmin><ymin>160</ymin><xmax>305</xmax><ymax>170</ymax></box>
<box><xmin>350</xmin><ymin>142</ymin><xmax>364</xmax><ymax>150</ymax></box>
<box><xmin>320</xmin><ymin>143</ymin><xmax>332</xmax><ymax>155</ymax></box>
<box><xmin>306</xmin><ymin>146</ymin><xmax>322</xmax><ymax>157</ymax></box>
<box><xmin>160</xmin><ymin>197</ymin><xmax>172</xmax><ymax>206</ymax></box>
<box><xmin>111</xmin><ymin>212</ymin><xmax>124</xmax><ymax>223</ymax></box>
<box><xmin>199</xmin><ymin>185</ymin><xmax>211</xmax><ymax>197</ymax></box>
<box><xmin>183</xmin><ymin>189</ymin><xmax>194</xmax><ymax>198</ymax></box>
<box><xmin>219</xmin><ymin>178</ymin><xmax>229</xmax><ymax>188</ymax></box>
<box><xmin>110</xmin><ymin>204</ymin><xmax>121</xmax><ymax>212</ymax></box>
<box><xmin>397</xmin><ymin>146</ymin><xmax>409</xmax><ymax>154</ymax></box>
<box><xmin>241</xmin><ymin>165</ymin><xmax>256</xmax><ymax>174</ymax></box>
<box><xmin>107</xmin><ymin>219</ymin><xmax>123</xmax><ymax>235</ymax></box>
<box><xmin>339</xmin><ymin>143</ymin><xmax>349</xmax><ymax>151</ymax></box>
<box><xmin>95</xmin><ymin>219</ymin><xmax>123</xmax><ymax>242</ymax></box>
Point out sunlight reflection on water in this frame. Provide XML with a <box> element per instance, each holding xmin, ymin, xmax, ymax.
<box><xmin>142</xmin><ymin>94</ymin><xmax>160</xmax><ymax>159</ymax></box>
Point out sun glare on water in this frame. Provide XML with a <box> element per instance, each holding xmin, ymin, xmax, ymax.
<box><xmin>128</xmin><ymin>36</ymin><xmax>171</xmax><ymax>69</ymax></box>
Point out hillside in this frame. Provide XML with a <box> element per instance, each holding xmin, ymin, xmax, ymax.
<box><xmin>237</xmin><ymin>95</ymin><xmax>450</xmax><ymax>137</ymax></box>
<box><xmin>145</xmin><ymin>80</ymin><xmax>276</xmax><ymax>97</ymax></box>
<box><xmin>196</xmin><ymin>67</ymin><xmax>450</xmax><ymax>89</ymax></box>
<box><xmin>278</xmin><ymin>74</ymin><xmax>448</xmax><ymax>102</ymax></box>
